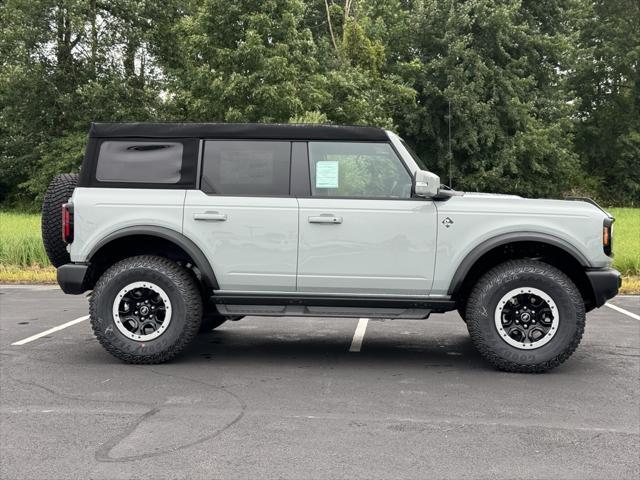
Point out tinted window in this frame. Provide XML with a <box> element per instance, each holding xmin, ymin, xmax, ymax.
<box><xmin>96</xmin><ymin>141</ymin><xmax>183</xmax><ymax>183</ymax></box>
<box><xmin>201</xmin><ymin>141</ymin><xmax>291</xmax><ymax>195</ymax></box>
<box><xmin>309</xmin><ymin>142</ymin><xmax>412</xmax><ymax>198</ymax></box>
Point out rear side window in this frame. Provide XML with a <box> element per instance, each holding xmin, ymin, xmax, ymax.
<box><xmin>96</xmin><ymin>141</ymin><xmax>184</xmax><ymax>183</ymax></box>
<box><xmin>201</xmin><ymin>141</ymin><xmax>291</xmax><ymax>195</ymax></box>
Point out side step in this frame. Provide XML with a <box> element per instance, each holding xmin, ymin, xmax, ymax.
<box><xmin>211</xmin><ymin>294</ymin><xmax>456</xmax><ymax>319</ymax></box>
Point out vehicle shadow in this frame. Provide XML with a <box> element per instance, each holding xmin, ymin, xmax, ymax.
<box><xmin>174</xmin><ymin>327</ymin><xmax>490</xmax><ymax>372</ymax></box>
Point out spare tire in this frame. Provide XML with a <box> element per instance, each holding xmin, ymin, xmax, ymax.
<box><xmin>41</xmin><ymin>173</ymin><xmax>79</xmax><ymax>267</ymax></box>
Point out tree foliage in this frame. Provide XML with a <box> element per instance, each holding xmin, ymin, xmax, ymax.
<box><xmin>571</xmin><ymin>0</ymin><xmax>640</xmax><ymax>205</ymax></box>
<box><xmin>0</xmin><ymin>0</ymin><xmax>638</xmax><ymax>208</ymax></box>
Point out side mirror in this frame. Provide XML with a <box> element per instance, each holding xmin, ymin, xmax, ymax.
<box><xmin>413</xmin><ymin>170</ymin><xmax>440</xmax><ymax>198</ymax></box>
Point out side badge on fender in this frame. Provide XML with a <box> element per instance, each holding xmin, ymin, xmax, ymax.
<box><xmin>442</xmin><ymin>217</ymin><xmax>454</xmax><ymax>228</ymax></box>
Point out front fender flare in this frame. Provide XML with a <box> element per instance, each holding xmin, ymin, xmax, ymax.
<box><xmin>447</xmin><ymin>231</ymin><xmax>591</xmax><ymax>295</ymax></box>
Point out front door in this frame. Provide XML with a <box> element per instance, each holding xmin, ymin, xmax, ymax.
<box><xmin>297</xmin><ymin>141</ymin><xmax>438</xmax><ymax>296</ymax></box>
<box><xmin>184</xmin><ymin>140</ymin><xmax>298</xmax><ymax>292</ymax></box>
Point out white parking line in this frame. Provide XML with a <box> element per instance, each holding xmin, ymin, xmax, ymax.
<box><xmin>11</xmin><ymin>315</ymin><xmax>90</xmax><ymax>346</ymax></box>
<box><xmin>349</xmin><ymin>318</ymin><xmax>369</xmax><ymax>352</ymax></box>
<box><xmin>605</xmin><ymin>302</ymin><xmax>640</xmax><ymax>321</ymax></box>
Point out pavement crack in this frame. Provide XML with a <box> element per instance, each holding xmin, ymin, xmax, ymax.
<box><xmin>94</xmin><ymin>407</ymin><xmax>161</xmax><ymax>462</ymax></box>
<box><xmin>93</xmin><ymin>366</ymin><xmax>246</xmax><ymax>463</ymax></box>
<box><xmin>6</xmin><ymin>374</ymin><xmax>151</xmax><ymax>408</ymax></box>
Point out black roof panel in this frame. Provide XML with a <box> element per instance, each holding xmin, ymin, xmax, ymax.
<box><xmin>89</xmin><ymin>122</ymin><xmax>388</xmax><ymax>141</ymax></box>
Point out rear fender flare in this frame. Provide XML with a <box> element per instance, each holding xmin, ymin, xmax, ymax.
<box><xmin>87</xmin><ymin>225</ymin><xmax>219</xmax><ymax>289</ymax></box>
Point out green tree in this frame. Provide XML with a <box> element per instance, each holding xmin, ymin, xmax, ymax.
<box><xmin>0</xmin><ymin>0</ymin><xmax>167</xmax><ymax>206</ymax></box>
<box><xmin>571</xmin><ymin>0</ymin><xmax>640</xmax><ymax>206</ymax></box>
<box><xmin>153</xmin><ymin>0</ymin><xmax>414</xmax><ymax>128</ymax></box>
<box><xmin>1</xmin><ymin>0</ymin><xmax>637</xmax><ymax>208</ymax></box>
<box><xmin>155</xmin><ymin>0</ymin><xmax>321</xmax><ymax>122</ymax></box>
<box><xmin>296</xmin><ymin>1</ymin><xmax>417</xmax><ymax>127</ymax></box>
<box><xmin>399</xmin><ymin>0</ymin><xmax>581</xmax><ymax>197</ymax></box>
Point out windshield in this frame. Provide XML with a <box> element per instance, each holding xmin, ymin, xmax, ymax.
<box><xmin>399</xmin><ymin>138</ymin><xmax>429</xmax><ymax>171</ymax></box>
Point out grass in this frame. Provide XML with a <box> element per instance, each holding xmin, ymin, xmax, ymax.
<box><xmin>611</xmin><ymin>205</ymin><xmax>640</xmax><ymax>294</ymax></box>
<box><xmin>1</xmin><ymin>208</ymin><xmax>638</xmax><ymax>292</ymax></box>
<box><xmin>0</xmin><ymin>265</ymin><xmax>55</xmax><ymax>283</ymax></box>
<box><xmin>0</xmin><ymin>212</ymin><xmax>49</xmax><ymax>267</ymax></box>
<box><xmin>609</xmin><ymin>208</ymin><xmax>640</xmax><ymax>277</ymax></box>
<box><xmin>0</xmin><ymin>211</ymin><xmax>56</xmax><ymax>283</ymax></box>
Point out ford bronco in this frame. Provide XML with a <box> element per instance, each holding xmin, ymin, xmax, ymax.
<box><xmin>41</xmin><ymin>123</ymin><xmax>620</xmax><ymax>371</ymax></box>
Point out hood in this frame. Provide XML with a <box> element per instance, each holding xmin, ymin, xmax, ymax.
<box><xmin>463</xmin><ymin>192</ymin><xmax>522</xmax><ymax>199</ymax></box>
<box><xmin>442</xmin><ymin>192</ymin><xmax>610</xmax><ymax>221</ymax></box>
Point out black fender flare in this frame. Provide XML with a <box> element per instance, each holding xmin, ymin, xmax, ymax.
<box><xmin>447</xmin><ymin>232</ymin><xmax>591</xmax><ymax>295</ymax></box>
<box><xmin>88</xmin><ymin>225</ymin><xmax>219</xmax><ymax>289</ymax></box>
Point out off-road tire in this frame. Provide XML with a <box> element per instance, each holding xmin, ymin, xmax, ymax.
<box><xmin>41</xmin><ymin>173</ymin><xmax>79</xmax><ymax>267</ymax></box>
<box><xmin>90</xmin><ymin>255</ymin><xmax>202</xmax><ymax>364</ymax></box>
<box><xmin>466</xmin><ymin>260</ymin><xmax>585</xmax><ymax>373</ymax></box>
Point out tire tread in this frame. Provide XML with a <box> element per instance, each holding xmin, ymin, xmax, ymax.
<box><xmin>89</xmin><ymin>255</ymin><xmax>202</xmax><ymax>364</ymax></box>
<box><xmin>466</xmin><ymin>259</ymin><xmax>585</xmax><ymax>373</ymax></box>
<box><xmin>41</xmin><ymin>173</ymin><xmax>79</xmax><ymax>267</ymax></box>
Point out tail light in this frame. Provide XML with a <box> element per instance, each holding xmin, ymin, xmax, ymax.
<box><xmin>62</xmin><ymin>203</ymin><xmax>74</xmax><ymax>244</ymax></box>
<box><xmin>603</xmin><ymin>217</ymin><xmax>614</xmax><ymax>256</ymax></box>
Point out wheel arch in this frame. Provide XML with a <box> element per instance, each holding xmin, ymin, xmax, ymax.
<box><xmin>86</xmin><ymin>226</ymin><xmax>219</xmax><ymax>290</ymax></box>
<box><xmin>449</xmin><ymin>232</ymin><xmax>596</xmax><ymax>311</ymax></box>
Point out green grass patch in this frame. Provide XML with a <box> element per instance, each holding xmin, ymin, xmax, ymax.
<box><xmin>0</xmin><ymin>265</ymin><xmax>56</xmax><ymax>283</ymax></box>
<box><xmin>0</xmin><ymin>211</ymin><xmax>49</xmax><ymax>267</ymax></box>
<box><xmin>609</xmin><ymin>208</ymin><xmax>640</xmax><ymax>277</ymax></box>
<box><xmin>1</xmin><ymin>208</ymin><xmax>639</xmax><ymax>286</ymax></box>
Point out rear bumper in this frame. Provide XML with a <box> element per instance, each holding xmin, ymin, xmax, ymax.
<box><xmin>586</xmin><ymin>268</ymin><xmax>621</xmax><ymax>308</ymax></box>
<box><xmin>57</xmin><ymin>263</ymin><xmax>89</xmax><ymax>294</ymax></box>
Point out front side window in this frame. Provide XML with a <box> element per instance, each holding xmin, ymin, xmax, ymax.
<box><xmin>201</xmin><ymin>140</ymin><xmax>291</xmax><ymax>195</ymax></box>
<box><xmin>96</xmin><ymin>141</ymin><xmax>183</xmax><ymax>183</ymax></box>
<box><xmin>309</xmin><ymin>142</ymin><xmax>412</xmax><ymax>198</ymax></box>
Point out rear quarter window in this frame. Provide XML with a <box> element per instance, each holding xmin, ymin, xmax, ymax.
<box><xmin>87</xmin><ymin>139</ymin><xmax>198</xmax><ymax>188</ymax></box>
<box><xmin>96</xmin><ymin>141</ymin><xmax>183</xmax><ymax>183</ymax></box>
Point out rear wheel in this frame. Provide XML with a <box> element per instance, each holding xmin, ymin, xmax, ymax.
<box><xmin>90</xmin><ymin>255</ymin><xmax>202</xmax><ymax>364</ymax></box>
<box><xmin>466</xmin><ymin>260</ymin><xmax>585</xmax><ymax>373</ymax></box>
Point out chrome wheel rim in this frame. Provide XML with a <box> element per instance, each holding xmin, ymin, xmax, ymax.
<box><xmin>494</xmin><ymin>287</ymin><xmax>559</xmax><ymax>350</ymax></box>
<box><xmin>112</xmin><ymin>281</ymin><xmax>172</xmax><ymax>341</ymax></box>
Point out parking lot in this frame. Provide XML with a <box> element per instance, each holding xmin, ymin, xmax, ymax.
<box><xmin>1</xmin><ymin>285</ymin><xmax>638</xmax><ymax>480</ymax></box>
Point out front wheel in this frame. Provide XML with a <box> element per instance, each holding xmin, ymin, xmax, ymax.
<box><xmin>466</xmin><ymin>260</ymin><xmax>585</xmax><ymax>373</ymax></box>
<box><xmin>90</xmin><ymin>255</ymin><xmax>203</xmax><ymax>364</ymax></box>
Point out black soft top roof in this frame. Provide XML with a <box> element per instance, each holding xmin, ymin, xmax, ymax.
<box><xmin>89</xmin><ymin>122</ymin><xmax>388</xmax><ymax>141</ymax></box>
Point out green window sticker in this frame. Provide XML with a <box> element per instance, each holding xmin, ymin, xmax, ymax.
<box><xmin>315</xmin><ymin>160</ymin><xmax>339</xmax><ymax>188</ymax></box>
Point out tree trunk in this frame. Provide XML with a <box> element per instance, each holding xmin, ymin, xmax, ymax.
<box><xmin>90</xmin><ymin>0</ymin><xmax>97</xmax><ymax>76</ymax></box>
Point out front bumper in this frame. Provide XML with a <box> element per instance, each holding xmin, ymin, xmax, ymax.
<box><xmin>585</xmin><ymin>268</ymin><xmax>621</xmax><ymax>308</ymax></box>
<box><xmin>57</xmin><ymin>263</ymin><xmax>89</xmax><ymax>294</ymax></box>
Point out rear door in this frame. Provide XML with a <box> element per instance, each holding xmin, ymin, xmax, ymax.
<box><xmin>183</xmin><ymin>140</ymin><xmax>298</xmax><ymax>292</ymax></box>
<box><xmin>297</xmin><ymin>141</ymin><xmax>438</xmax><ymax>296</ymax></box>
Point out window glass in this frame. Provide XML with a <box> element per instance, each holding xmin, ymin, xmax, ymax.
<box><xmin>96</xmin><ymin>141</ymin><xmax>183</xmax><ymax>183</ymax></box>
<box><xmin>309</xmin><ymin>142</ymin><xmax>412</xmax><ymax>198</ymax></box>
<box><xmin>201</xmin><ymin>141</ymin><xmax>291</xmax><ymax>195</ymax></box>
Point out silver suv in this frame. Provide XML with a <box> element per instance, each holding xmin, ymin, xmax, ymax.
<box><xmin>41</xmin><ymin>122</ymin><xmax>620</xmax><ymax>371</ymax></box>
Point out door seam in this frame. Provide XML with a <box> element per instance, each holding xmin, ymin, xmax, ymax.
<box><xmin>295</xmin><ymin>197</ymin><xmax>300</xmax><ymax>292</ymax></box>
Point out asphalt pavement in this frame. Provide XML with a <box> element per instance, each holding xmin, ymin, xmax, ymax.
<box><xmin>0</xmin><ymin>285</ymin><xmax>638</xmax><ymax>480</ymax></box>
